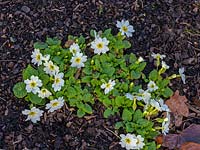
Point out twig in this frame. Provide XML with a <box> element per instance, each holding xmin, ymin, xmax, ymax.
<box><xmin>103</xmin><ymin>126</ymin><xmax>120</xmax><ymax>139</ymax></box>
<box><xmin>0</xmin><ymin>97</ymin><xmax>6</xmax><ymax>101</ymax></box>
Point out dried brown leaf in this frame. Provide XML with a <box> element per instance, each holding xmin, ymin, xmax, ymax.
<box><xmin>162</xmin><ymin>124</ymin><xmax>200</xmax><ymax>149</ymax></box>
<box><xmin>181</xmin><ymin>142</ymin><xmax>200</xmax><ymax>150</ymax></box>
<box><xmin>165</xmin><ymin>90</ymin><xmax>189</xmax><ymax>126</ymax></box>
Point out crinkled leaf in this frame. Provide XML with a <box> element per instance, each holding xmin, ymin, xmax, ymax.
<box><xmin>23</xmin><ymin>65</ymin><xmax>38</xmax><ymax>80</ymax></box>
<box><xmin>13</xmin><ymin>82</ymin><xmax>27</xmax><ymax>98</ymax></box>
<box><xmin>149</xmin><ymin>69</ymin><xmax>158</xmax><ymax>81</ymax></box>
<box><xmin>77</xmin><ymin>109</ymin><xmax>86</xmax><ymax>118</ymax></box>
<box><xmin>122</xmin><ymin>108</ymin><xmax>132</xmax><ymax>121</ymax></box>
<box><xmin>103</xmin><ymin>108</ymin><xmax>113</xmax><ymax>118</ymax></box>
<box><xmin>34</xmin><ymin>42</ymin><xmax>48</xmax><ymax>49</ymax></box>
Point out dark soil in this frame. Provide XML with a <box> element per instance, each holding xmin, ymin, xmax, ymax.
<box><xmin>0</xmin><ymin>0</ymin><xmax>200</xmax><ymax>149</ymax></box>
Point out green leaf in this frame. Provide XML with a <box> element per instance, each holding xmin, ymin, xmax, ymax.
<box><xmin>122</xmin><ymin>108</ymin><xmax>132</xmax><ymax>121</ymax></box>
<box><xmin>131</xmin><ymin>70</ymin><xmax>141</xmax><ymax>79</ymax></box>
<box><xmin>34</xmin><ymin>42</ymin><xmax>48</xmax><ymax>49</ymax></box>
<box><xmin>133</xmin><ymin>109</ymin><xmax>143</xmax><ymax>121</ymax></box>
<box><xmin>125</xmin><ymin>122</ymin><xmax>134</xmax><ymax>132</ymax></box>
<box><xmin>122</xmin><ymin>40</ymin><xmax>131</xmax><ymax>49</ymax></box>
<box><xmin>81</xmin><ymin>76</ymin><xmax>92</xmax><ymax>83</ymax></box>
<box><xmin>82</xmin><ymin>67</ymin><xmax>92</xmax><ymax>75</ymax></box>
<box><xmin>162</xmin><ymin>87</ymin><xmax>173</xmax><ymax>98</ymax></box>
<box><xmin>115</xmin><ymin>96</ymin><xmax>124</xmax><ymax>107</ymax></box>
<box><xmin>82</xmin><ymin>103</ymin><xmax>93</xmax><ymax>114</ymax></box>
<box><xmin>115</xmin><ymin>122</ymin><xmax>124</xmax><ymax>129</ymax></box>
<box><xmin>102</xmin><ymin>66</ymin><xmax>115</xmax><ymax>77</ymax></box>
<box><xmin>53</xmin><ymin>56</ymin><xmax>62</xmax><ymax>65</ymax></box>
<box><xmin>102</xmin><ymin>28</ymin><xmax>112</xmax><ymax>38</ymax></box>
<box><xmin>46</xmin><ymin>37</ymin><xmax>61</xmax><ymax>46</ymax></box>
<box><xmin>90</xmin><ymin>29</ymin><xmax>96</xmax><ymax>37</ymax></box>
<box><xmin>129</xmin><ymin>53</ymin><xmax>137</xmax><ymax>63</ymax></box>
<box><xmin>103</xmin><ymin>98</ymin><xmax>112</xmax><ymax>107</ymax></box>
<box><xmin>158</xmin><ymin>79</ymin><xmax>170</xmax><ymax>88</ymax></box>
<box><xmin>78</xmin><ymin>35</ymin><xmax>85</xmax><ymax>45</ymax></box>
<box><xmin>13</xmin><ymin>82</ymin><xmax>27</xmax><ymax>98</ymax></box>
<box><xmin>136</xmin><ymin>62</ymin><xmax>146</xmax><ymax>72</ymax></box>
<box><xmin>149</xmin><ymin>69</ymin><xmax>158</xmax><ymax>81</ymax></box>
<box><xmin>103</xmin><ymin>108</ymin><xmax>113</xmax><ymax>118</ymax></box>
<box><xmin>66</xmin><ymin>87</ymin><xmax>77</xmax><ymax>98</ymax></box>
<box><xmin>39</xmin><ymin>73</ymin><xmax>50</xmax><ymax>85</ymax></box>
<box><xmin>23</xmin><ymin>65</ymin><xmax>38</xmax><ymax>80</ymax></box>
<box><xmin>28</xmin><ymin>93</ymin><xmax>45</xmax><ymax>105</ymax></box>
<box><xmin>77</xmin><ymin>109</ymin><xmax>86</xmax><ymax>118</ymax></box>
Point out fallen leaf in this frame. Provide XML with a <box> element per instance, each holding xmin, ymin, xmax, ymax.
<box><xmin>162</xmin><ymin>124</ymin><xmax>200</xmax><ymax>149</ymax></box>
<box><xmin>181</xmin><ymin>142</ymin><xmax>200</xmax><ymax>150</ymax></box>
<box><xmin>165</xmin><ymin>90</ymin><xmax>189</xmax><ymax>126</ymax></box>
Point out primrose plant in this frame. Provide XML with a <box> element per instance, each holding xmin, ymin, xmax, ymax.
<box><xmin>13</xmin><ymin>19</ymin><xmax>184</xmax><ymax>150</ymax></box>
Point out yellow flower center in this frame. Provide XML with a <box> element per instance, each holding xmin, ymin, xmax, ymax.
<box><xmin>72</xmin><ymin>49</ymin><xmax>76</xmax><ymax>54</ymax></box>
<box><xmin>125</xmin><ymin>138</ymin><xmax>131</xmax><ymax>144</ymax></box>
<box><xmin>97</xmin><ymin>43</ymin><xmax>103</xmax><ymax>49</ymax></box>
<box><xmin>30</xmin><ymin>82</ymin><xmax>36</xmax><ymax>87</ymax></box>
<box><xmin>36</xmin><ymin>54</ymin><xmax>41</xmax><ymax>61</ymax></box>
<box><xmin>52</xmin><ymin>102</ymin><xmax>59</xmax><ymax>107</ymax></box>
<box><xmin>150</xmin><ymin>84</ymin><xmax>154</xmax><ymax>88</ymax></box>
<box><xmin>106</xmin><ymin>83</ymin><xmax>111</xmax><ymax>88</ymax></box>
<box><xmin>136</xmin><ymin>139</ymin><xmax>139</xmax><ymax>144</ymax></box>
<box><xmin>122</xmin><ymin>26</ymin><xmax>128</xmax><ymax>32</ymax></box>
<box><xmin>41</xmin><ymin>89</ymin><xmax>46</xmax><ymax>93</ymax></box>
<box><xmin>29</xmin><ymin>111</ymin><xmax>36</xmax><ymax>117</ymax></box>
<box><xmin>50</xmin><ymin>64</ymin><xmax>55</xmax><ymax>70</ymax></box>
<box><xmin>75</xmin><ymin>57</ymin><xmax>81</xmax><ymax>64</ymax></box>
<box><xmin>55</xmin><ymin>78</ymin><xmax>60</xmax><ymax>84</ymax></box>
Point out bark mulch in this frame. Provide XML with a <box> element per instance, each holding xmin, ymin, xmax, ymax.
<box><xmin>0</xmin><ymin>0</ymin><xmax>200</xmax><ymax>149</ymax></box>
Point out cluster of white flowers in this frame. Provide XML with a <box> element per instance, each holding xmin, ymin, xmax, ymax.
<box><xmin>22</xmin><ymin>97</ymin><xmax>65</xmax><ymax>123</ymax></box>
<box><xmin>69</xmin><ymin>42</ymin><xmax>87</xmax><ymax>68</ymax></box>
<box><xmin>119</xmin><ymin>133</ymin><xmax>145</xmax><ymax>150</ymax></box>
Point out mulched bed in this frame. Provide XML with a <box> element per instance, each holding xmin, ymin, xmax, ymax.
<box><xmin>0</xmin><ymin>0</ymin><xmax>200</xmax><ymax>149</ymax></box>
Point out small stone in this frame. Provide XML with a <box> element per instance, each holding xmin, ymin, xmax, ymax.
<box><xmin>21</xmin><ymin>6</ymin><xmax>30</xmax><ymax>13</ymax></box>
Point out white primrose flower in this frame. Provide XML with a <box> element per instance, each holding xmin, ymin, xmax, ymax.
<box><xmin>137</xmin><ymin>89</ymin><xmax>151</xmax><ymax>104</ymax></box>
<box><xmin>151</xmin><ymin>53</ymin><xmax>166</xmax><ymax>60</ymax></box>
<box><xmin>42</xmin><ymin>54</ymin><xmax>50</xmax><ymax>62</ymax></box>
<box><xmin>52</xmin><ymin>72</ymin><xmax>64</xmax><ymax>92</ymax></box>
<box><xmin>70</xmin><ymin>52</ymin><xmax>87</xmax><ymax>68</ymax></box>
<box><xmin>179</xmin><ymin>67</ymin><xmax>186</xmax><ymax>84</ymax></box>
<box><xmin>44</xmin><ymin>61</ymin><xmax>59</xmax><ymax>76</ymax></box>
<box><xmin>91</xmin><ymin>37</ymin><xmax>109</xmax><ymax>55</ymax></box>
<box><xmin>134</xmin><ymin>135</ymin><xmax>145</xmax><ymax>150</ymax></box>
<box><xmin>31</xmin><ymin>49</ymin><xmax>43</xmax><ymax>66</ymax></box>
<box><xmin>125</xmin><ymin>93</ymin><xmax>134</xmax><ymax>100</ymax></box>
<box><xmin>46</xmin><ymin>97</ymin><xmax>65</xmax><ymax>113</ymax></box>
<box><xmin>150</xmin><ymin>99</ymin><xmax>161</xmax><ymax>111</ymax></box>
<box><xmin>101</xmin><ymin>80</ymin><xmax>116</xmax><ymax>94</ymax></box>
<box><xmin>116</xmin><ymin>20</ymin><xmax>135</xmax><ymax>37</ymax></box>
<box><xmin>69</xmin><ymin>43</ymin><xmax>81</xmax><ymax>55</ymax></box>
<box><xmin>147</xmin><ymin>81</ymin><xmax>158</xmax><ymax>92</ymax></box>
<box><xmin>137</xmin><ymin>56</ymin><xmax>144</xmax><ymax>63</ymax></box>
<box><xmin>38</xmin><ymin>88</ymin><xmax>52</xmax><ymax>98</ymax></box>
<box><xmin>22</xmin><ymin>107</ymin><xmax>44</xmax><ymax>123</ymax></box>
<box><xmin>24</xmin><ymin>75</ymin><xmax>42</xmax><ymax>94</ymax></box>
<box><xmin>158</xmin><ymin>98</ymin><xmax>170</xmax><ymax>112</ymax></box>
<box><xmin>162</xmin><ymin>61</ymin><xmax>169</xmax><ymax>69</ymax></box>
<box><xmin>119</xmin><ymin>133</ymin><xmax>137</xmax><ymax>150</ymax></box>
<box><xmin>162</xmin><ymin>112</ymin><xmax>171</xmax><ymax>135</ymax></box>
